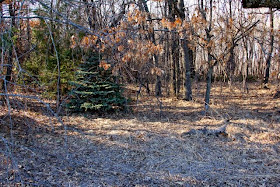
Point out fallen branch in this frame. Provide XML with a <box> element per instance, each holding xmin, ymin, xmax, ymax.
<box><xmin>182</xmin><ymin>120</ymin><xmax>229</xmax><ymax>137</ymax></box>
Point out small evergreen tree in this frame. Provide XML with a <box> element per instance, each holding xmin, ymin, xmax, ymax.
<box><xmin>67</xmin><ymin>53</ymin><xmax>128</xmax><ymax>112</ymax></box>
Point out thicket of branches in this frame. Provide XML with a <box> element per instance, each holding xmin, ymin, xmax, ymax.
<box><xmin>0</xmin><ymin>0</ymin><xmax>279</xmax><ymax>112</ymax></box>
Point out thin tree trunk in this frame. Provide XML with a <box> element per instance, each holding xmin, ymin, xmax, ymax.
<box><xmin>199</xmin><ymin>0</ymin><xmax>214</xmax><ymax>112</ymax></box>
<box><xmin>263</xmin><ymin>8</ymin><xmax>274</xmax><ymax>88</ymax></box>
<box><xmin>168</xmin><ymin>0</ymin><xmax>180</xmax><ymax>97</ymax></box>
<box><xmin>205</xmin><ymin>64</ymin><xmax>213</xmax><ymax>112</ymax></box>
<box><xmin>140</xmin><ymin>0</ymin><xmax>162</xmax><ymax>96</ymax></box>
<box><xmin>175</xmin><ymin>43</ymin><xmax>180</xmax><ymax>96</ymax></box>
<box><xmin>171</xmin><ymin>32</ymin><xmax>179</xmax><ymax>96</ymax></box>
<box><xmin>26</xmin><ymin>5</ymin><xmax>31</xmax><ymax>60</ymax></box>
<box><xmin>242</xmin><ymin>37</ymin><xmax>251</xmax><ymax>93</ymax></box>
<box><xmin>0</xmin><ymin>3</ymin><xmax>3</xmax><ymax>74</ymax></box>
<box><xmin>2</xmin><ymin>2</ymin><xmax>15</xmax><ymax>99</ymax></box>
<box><xmin>227</xmin><ymin>1</ymin><xmax>236</xmax><ymax>90</ymax></box>
<box><xmin>227</xmin><ymin>45</ymin><xmax>235</xmax><ymax>90</ymax></box>
<box><xmin>165</xmin><ymin>30</ymin><xmax>170</xmax><ymax>96</ymax></box>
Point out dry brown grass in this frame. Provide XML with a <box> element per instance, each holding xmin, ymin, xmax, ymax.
<box><xmin>0</xmin><ymin>82</ymin><xmax>279</xmax><ymax>186</ymax></box>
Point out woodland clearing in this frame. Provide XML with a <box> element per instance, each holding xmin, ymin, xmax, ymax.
<box><xmin>0</xmin><ymin>82</ymin><xmax>280</xmax><ymax>186</ymax></box>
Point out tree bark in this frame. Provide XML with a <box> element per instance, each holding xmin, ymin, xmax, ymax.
<box><xmin>198</xmin><ymin>0</ymin><xmax>214</xmax><ymax>112</ymax></box>
<box><xmin>205</xmin><ymin>64</ymin><xmax>213</xmax><ymax>112</ymax></box>
<box><xmin>168</xmin><ymin>0</ymin><xmax>181</xmax><ymax>97</ymax></box>
<box><xmin>226</xmin><ymin>45</ymin><xmax>235</xmax><ymax>90</ymax></box>
<box><xmin>2</xmin><ymin>2</ymin><xmax>15</xmax><ymax>98</ymax></box>
<box><xmin>263</xmin><ymin>8</ymin><xmax>274</xmax><ymax>88</ymax></box>
<box><xmin>182</xmin><ymin>38</ymin><xmax>192</xmax><ymax>101</ymax></box>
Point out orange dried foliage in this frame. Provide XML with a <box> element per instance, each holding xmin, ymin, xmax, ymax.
<box><xmin>29</xmin><ymin>19</ymin><xmax>40</xmax><ymax>28</ymax></box>
<box><xmin>175</xmin><ymin>18</ymin><xmax>182</xmax><ymax>26</ymax></box>
<box><xmin>80</xmin><ymin>35</ymin><xmax>98</xmax><ymax>48</ymax></box>
<box><xmin>99</xmin><ymin>61</ymin><xmax>111</xmax><ymax>70</ymax></box>
<box><xmin>161</xmin><ymin>17</ymin><xmax>182</xmax><ymax>30</ymax></box>
<box><xmin>118</xmin><ymin>45</ymin><xmax>124</xmax><ymax>52</ymax></box>
<box><xmin>70</xmin><ymin>35</ymin><xmax>77</xmax><ymax>48</ymax></box>
<box><xmin>151</xmin><ymin>67</ymin><xmax>163</xmax><ymax>76</ymax></box>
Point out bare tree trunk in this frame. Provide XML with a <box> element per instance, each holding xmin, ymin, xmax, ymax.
<box><xmin>168</xmin><ymin>0</ymin><xmax>181</xmax><ymax>97</ymax></box>
<box><xmin>182</xmin><ymin>38</ymin><xmax>192</xmax><ymax>101</ymax></box>
<box><xmin>26</xmin><ymin>8</ymin><xmax>31</xmax><ymax>60</ymax></box>
<box><xmin>165</xmin><ymin>30</ymin><xmax>171</xmax><ymax>96</ymax></box>
<box><xmin>0</xmin><ymin>3</ymin><xmax>3</xmax><ymax>71</ymax></box>
<box><xmin>205</xmin><ymin>64</ymin><xmax>213</xmax><ymax>112</ymax></box>
<box><xmin>199</xmin><ymin>0</ymin><xmax>214</xmax><ymax>113</ymax></box>
<box><xmin>242</xmin><ymin>36</ymin><xmax>251</xmax><ymax>93</ymax></box>
<box><xmin>171</xmin><ymin>32</ymin><xmax>180</xmax><ymax>97</ymax></box>
<box><xmin>140</xmin><ymin>0</ymin><xmax>162</xmax><ymax>96</ymax></box>
<box><xmin>2</xmin><ymin>2</ymin><xmax>15</xmax><ymax>100</ymax></box>
<box><xmin>227</xmin><ymin>45</ymin><xmax>235</xmax><ymax>90</ymax></box>
<box><xmin>263</xmin><ymin>8</ymin><xmax>274</xmax><ymax>88</ymax></box>
<box><xmin>83</xmin><ymin>0</ymin><xmax>96</xmax><ymax>29</ymax></box>
<box><xmin>226</xmin><ymin>1</ymin><xmax>236</xmax><ymax>90</ymax></box>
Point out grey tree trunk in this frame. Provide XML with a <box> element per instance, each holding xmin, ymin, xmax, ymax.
<box><xmin>198</xmin><ymin>0</ymin><xmax>214</xmax><ymax>112</ymax></box>
<box><xmin>263</xmin><ymin>8</ymin><xmax>274</xmax><ymax>88</ymax></box>
<box><xmin>227</xmin><ymin>45</ymin><xmax>235</xmax><ymax>90</ymax></box>
<box><xmin>242</xmin><ymin>36</ymin><xmax>252</xmax><ymax>93</ymax></box>
<box><xmin>205</xmin><ymin>63</ymin><xmax>213</xmax><ymax>112</ymax></box>
<box><xmin>226</xmin><ymin>1</ymin><xmax>235</xmax><ymax>90</ymax></box>
<box><xmin>182</xmin><ymin>38</ymin><xmax>192</xmax><ymax>101</ymax></box>
<box><xmin>171</xmin><ymin>32</ymin><xmax>180</xmax><ymax>97</ymax></box>
<box><xmin>26</xmin><ymin>8</ymin><xmax>31</xmax><ymax>60</ymax></box>
<box><xmin>168</xmin><ymin>0</ymin><xmax>181</xmax><ymax>97</ymax></box>
<box><xmin>2</xmin><ymin>2</ymin><xmax>15</xmax><ymax>100</ymax></box>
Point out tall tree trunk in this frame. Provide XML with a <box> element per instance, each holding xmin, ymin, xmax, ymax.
<box><xmin>263</xmin><ymin>8</ymin><xmax>274</xmax><ymax>88</ymax></box>
<box><xmin>205</xmin><ymin>63</ymin><xmax>213</xmax><ymax>112</ymax></box>
<box><xmin>199</xmin><ymin>0</ymin><xmax>214</xmax><ymax>112</ymax></box>
<box><xmin>226</xmin><ymin>1</ymin><xmax>236</xmax><ymax>90</ymax></box>
<box><xmin>26</xmin><ymin>13</ymin><xmax>31</xmax><ymax>60</ymax></box>
<box><xmin>242</xmin><ymin>36</ymin><xmax>251</xmax><ymax>93</ymax></box>
<box><xmin>0</xmin><ymin>3</ymin><xmax>3</xmax><ymax>72</ymax></box>
<box><xmin>168</xmin><ymin>0</ymin><xmax>181</xmax><ymax>97</ymax></box>
<box><xmin>227</xmin><ymin>45</ymin><xmax>235</xmax><ymax>90</ymax></box>
<box><xmin>178</xmin><ymin>0</ymin><xmax>192</xmax><ymax>100</ymax></box>
<box><xmin>165</xmin><ymin>29</ymin><xmax>171</xmax><ymax>96</ymax></box>
<box><xmin>171</xmin><ymin>32</ymin><xmax>179</xmax><ymax>96</ymax></box>
<box><xmin>140</xmin><ymin>0</ymin><xmax>162</xmax><ymax>96</ymax></box>
<box><xmin>182</xmin><ymin>38</ymin><xmax>192</xmax><ymax>101</ymax></box>
<box><xmin>2</xmin><ymin>2</ymin><xmax>15</xmax><ymax>100</ymax></box>
<box><xmin>56</xmin><ymin>0</ymin><xmax>61</xmax><ymax>111</ymax></box>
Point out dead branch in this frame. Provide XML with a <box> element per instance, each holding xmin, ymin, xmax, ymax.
<box><xmin>182</xmin><ymin>120</ymin><xmax>229</xmax><ymax>137</ymax></box>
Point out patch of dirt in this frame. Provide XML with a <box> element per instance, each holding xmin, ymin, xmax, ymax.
<box><xmin>0</xmin><ymin>82</ymin><xmax>280</xmax><ymax>186</ymax></box>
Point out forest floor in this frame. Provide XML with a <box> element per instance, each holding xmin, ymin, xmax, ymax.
<box><xmin>0</xmin><ymin>82</ymin><xmax>280</xmax><ymax>186</ymax></box>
